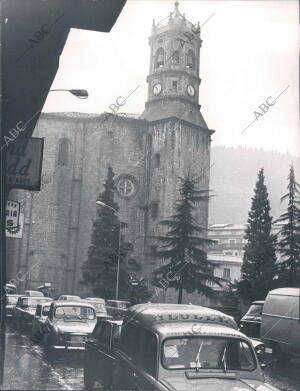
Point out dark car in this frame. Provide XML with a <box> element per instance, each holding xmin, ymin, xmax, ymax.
<box><xmin>5</xmin><ymin>294</ymin><xmax>22</xmax><ymax>318</ymax></box>
<box><xmin>13</xmin><ymin>296</ymin><xmax>52</xmax><ymax>330</ymax></box>
<box><xmin>239</xmin><ymin>301</ymin><xmax>264</xmax><ymax>339</ymax></box>
<box><xmin>84</xmin><ymin>319</ymin><xmax>122</xmax><ymax>389</ymax></box>
<box><xmin>43</xmin><ymin>301</ymin><xmax>97</xmax><ymax>350</ymax></box>
<box><xmin>31</xmin><ymin>302</ymin><xmax>52</xmax><ymax>342</ymax></box>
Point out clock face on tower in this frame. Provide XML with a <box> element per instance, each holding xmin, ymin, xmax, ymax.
<box><xmin>153</xmin><ymin>83</ymin><xmax>162</xmax><ymax>96</ymax></box>
<box><xmin>187</xmin><ymin>84</ymin><xmax>195</xmax><ymax>97</ymax></box>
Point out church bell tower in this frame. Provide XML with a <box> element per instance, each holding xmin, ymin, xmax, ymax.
<box><xmin>142</xmin><ymin>1</ymin><xmax>208</xmax><ymax>128</ymax></box>
<box><xmin>140</xmin><ymin>2</ymin><xmax>215</xmax><ymax>298</ymax></box>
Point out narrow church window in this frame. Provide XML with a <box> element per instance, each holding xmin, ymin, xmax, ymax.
<box><xmin>155</xmin><ymin>47</ymin><xmax>164</xmax><ymax>68</ymax></box>
<box><xmin>153</xmin><ymin>153</ymin><xmax>160</xmax><ymax>168</ymax></box>
<box><xmin>172</xmin><ymin>81</ymin><xmax>178</xmax><ymax>91</ymax></box>
<box><xmin>57</xmin><ymin>138</ymin><xmax>69</xmax><ymax>166</ymax></box>
<box><xmin>171</xmin><ymin>50</ymin><xmax>179</xmax><ymax>65</ymax></box>
<box><xmin>150</xmin><ymin>201</ymin><xmax>159</xmax><ymax>219</ymax></box>
<box><xmin>186</xmin><ymin>49</ymin><xmax>195</xmax><ymax>69</ymax></box>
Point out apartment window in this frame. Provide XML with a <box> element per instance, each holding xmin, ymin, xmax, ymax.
<box><xmin>223</xmin><ymin>268</ymin><xmax>231</xmax><ymax>280</ymax></box>
<box><xmin>229</xmin><ymin>239</ymin><xmax>236</xmax><ymax>245</ymax></box>
<box><xmin>57</xmin><ymin>138</ymin><xmax>70</xmax><ymax>166</ymax></box>
<box><xmin>150</xmin><ymin>201</ymin><xmax>159</xmax><ymax>219</ymax></box>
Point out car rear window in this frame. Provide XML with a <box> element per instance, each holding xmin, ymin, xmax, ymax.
<box><xmin>23</xmin><ymin>298</ymin><xmax>52</xmax><ymax>307</ymax></box>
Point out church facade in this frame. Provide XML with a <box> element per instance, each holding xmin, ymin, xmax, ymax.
<box><xmin>7</xmin><ymin>2</ymin><xmax>214</xmax><ymax>301</ymax></box>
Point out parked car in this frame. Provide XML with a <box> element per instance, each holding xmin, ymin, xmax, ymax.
<box><xmin>261</xmin><ymin>287</ymin><xmax>300</xmax><ymax>361</ymax></box>
<box><xmin>13</xmin><ymin>296</ymin><xmax>52</xmax><ymax>330</ymax></box>
<box><xmin>5</xmin><ymin>294</ymin><xmax>22</xmax><ymax>318</ymax></box>
<box><xmin>84</xmin><ymin>319</ymin><xmax>122</xmax><ymax>389</ymax></box>
<box><xmin>31</xmin><ymin>302</ymin><xmax>52</xmax><ymax>342</ymax></box>
<box><xmin>57</xmin><ymin>295</ymin><xmax>81</xmax><ymax>301</ymax></box>
<box><xmin>84</xmin><ymin>298</ymin><xmax>112</xmax><ymax>320</ymax></box>
<box><xmin>24</xmin><ymin>290</ymin><xmax>44</xmax><ymax>297</ymax></box>
<box><xmin>106</xmin><ymin>300</ymin><xmax>131</xmax><ymax>319</ymax></box>
<box><xmin>239</xmin><ymin>301</ymin><xmax>264</xmax><ymax>339</ymax></box>
<box><xmin>42</xmin><ymin>301</ymin><xmax>97</xmax><ymax>350</ymax></box>
<box><xmin>84</xmin><ymin>303</ymin><xmax>277</xmax><ymax>390</ymax></box>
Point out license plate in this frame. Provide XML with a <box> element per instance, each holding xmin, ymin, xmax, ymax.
<box><xmin>67</xmin><ymin>342</ymin><xmax>85</xmax><ymax>348</ymax></box>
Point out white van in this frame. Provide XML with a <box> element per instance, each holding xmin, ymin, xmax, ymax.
<box><xmin>261</xmin><ymin>288</ymin><xmax>300</xmax><ymax>360</ymax></box>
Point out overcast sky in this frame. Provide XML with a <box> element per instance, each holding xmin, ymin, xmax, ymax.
<box><xmin>43</xmin><ymin>0</ymin><xmax>299</xmax><ymax>157</ymax></box>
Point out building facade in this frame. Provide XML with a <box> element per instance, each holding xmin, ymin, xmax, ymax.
<box><xmin>7</xmin><ymin>2</ymin><xmax>214</xmax><ymax>300</ymax></box>
<box><xmin>207</xmin><ymin>222</ymin><xmax>285</xmax><ymax>290</ymax></box>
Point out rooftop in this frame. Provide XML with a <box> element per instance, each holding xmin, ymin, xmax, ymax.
<box><xmin>153</xmin><ymin>1</ymin><xmax>200</xmax><ymax>35</ymax></box>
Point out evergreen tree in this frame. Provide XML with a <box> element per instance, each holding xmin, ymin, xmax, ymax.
<box><xmin>81</xmin><ymin>166</ymin><xmax>131</xmax><ymax>299</ymax></box>
<box><xmin>241</xmin><ymin>168</ymin><xmax>277</xmax><ymax>300</ymax></box>
<box><xmin>275</xmin><ymin>164</ymin><xmax>300</xmax><ymax>287</ymax></box>
<box><xmin>151</xmin><ymin>174</ymin><xmax>222</xmax><ymax>304</ymax></box>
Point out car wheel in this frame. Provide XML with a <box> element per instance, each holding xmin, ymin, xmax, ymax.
<box><xmin>83</xmin><ymin>365</ymin><xmax>95</xmax><ymax>390</ymax></box>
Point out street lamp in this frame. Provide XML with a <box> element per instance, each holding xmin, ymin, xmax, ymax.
<box><xmin>96</xmin><ymin>200</ymin><xmax>121</xmax><ymax>300</ymax></box>
<box><xmin>50</xmin><ymin>89</ymin><xmax>89</xmax><ymax>99</ymax></box>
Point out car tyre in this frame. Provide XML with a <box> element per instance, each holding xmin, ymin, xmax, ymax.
<box><xmin>83</xmin><ymin>365</ymin><xmax>95</xmax><ymax>390</ymax></box>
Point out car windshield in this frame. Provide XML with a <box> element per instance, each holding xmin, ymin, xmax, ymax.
<box><xmin>162</xmin><ymin>337</ymin><xmax>256</xmax><ymax>371</ymax></box>
<box><xmin>246</xmin><ymin>304</ymin><xmax>263</xmax><ymax>316</ymax></box>
<box><xmin>6</xmin><ymin>296</ymin><xmax>19</xmax><ymax>305</ymax></box>
<box><xmin>54</xmin><ymin>306</ymin><xmax>95</xmax><ymax>320</ymax></box>
<box><xmin>23</xmin><ymin>298</ymin><xmax>51</xmax><ymax>307</ymax></box>
<box><xmin>92</xmin><ymin>303</ymin><xmax>107</xmax><ymax>313</ymax></box>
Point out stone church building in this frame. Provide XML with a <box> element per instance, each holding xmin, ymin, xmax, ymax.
<box><xmin>7</xmin><ymin>2</ymin><xmax>215</xmax><ymax>301</ymax></box>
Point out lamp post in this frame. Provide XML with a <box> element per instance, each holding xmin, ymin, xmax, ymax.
<box><xmin>96</xmin><ymin>200</ymin><xmax>121</xmax><ymax>300</ymax></box>
<box><xmin>49</xmin><ymin>89</ymin><xmax>89</xmax><ymax>99</ymax></box>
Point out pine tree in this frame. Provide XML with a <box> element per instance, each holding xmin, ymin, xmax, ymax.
<box><xmin>81</xmin><ymin>166</ymin><xmax>131</xmax><ymax>299</ymax></box>
<box><xmin>241</xmin><ymin>168</ymin><xmax>277</xmax><ymax>300</ymax></box>
<box><xmin>151</xmin><ymin>174</ymin><xmax>222</xmax><ymax>304</ymax></box>
<box><xmin>275</xmin><ymin>164</ymin><xmax>300</xmax><ymax>287</ymax></box>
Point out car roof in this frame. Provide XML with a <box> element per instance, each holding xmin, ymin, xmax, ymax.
<box><xmin>20</xmin><ymin>296</ymin><xmax>51</xmax><ymax>300</ymax></box>
<box><xmin>124</xmin><ymin>304</ymin><xmax>237</xmax><ymax>330</ymax></box>
<box><xmin>37</xmin><ymin>301</ymin><xmax>52</xmax><ymax>307</ymax></box>
<box><xmin>269</xmin><ymin>288</ymin><xmax>300</xmax><ymax>296</ymax></box>
<box><xmin>52</xmin><ymin>300</ymin><xmax>95</xmax><ymax>308</ymax></box>
<box><xmin>98</xmin><ymin>319</ymin><xmax>123</xmax><ymax>326</ymax></box>
<box><xmin>85</xmin><ymin>298</ymin><xmax>105</xmax><ymax>303</ymax></box>
<box><xmin>24</xmin><ymin>290</ymin><xmax>44</xmax><ymax>295</ymax></box>
<box><xmin>156</xmin><ymin>322</ymin><xmax>248</xmax><ymax>340</ymax></box>
<box><xmin>6</xmin><ymin>294</ymin><xmax>22</xmax><ymax>297</ymax></box>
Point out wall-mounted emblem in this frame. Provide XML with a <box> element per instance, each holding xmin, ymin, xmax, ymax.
<box><xmin>116</xmin><ymin>174</ymin><xmax>138</xmax><ymax>199</ymax></box>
